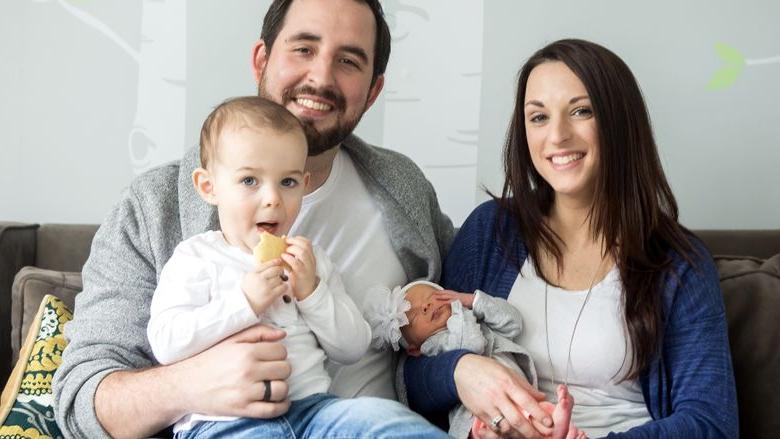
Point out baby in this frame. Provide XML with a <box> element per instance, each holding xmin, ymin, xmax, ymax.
<box><xmin>147</xmin><ymin>96</ymin><xmax>371</xmax><ymax>437</ymax></box>
<box><xmin>366</xmin><ymin>280</ymin><xmax>583</xmax><ymax>439</ymax></box>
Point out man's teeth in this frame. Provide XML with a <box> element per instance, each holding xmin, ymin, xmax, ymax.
<box><xmin>551</xmin><ymin>153</ymin><xmax>584</xmax><ymax>165</ymax></box>
<box><xmin>296</xmin><ymin>98</ymin><xmax>332</xmax><ymax>111</ymax></box>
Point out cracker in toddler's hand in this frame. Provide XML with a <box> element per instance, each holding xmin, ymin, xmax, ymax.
<box><xmin>253</xmin><ymin>232</ymin><xmax>292</xmax><ymax>302</ymax></box>
<box><xmin>253</xmin><ymin>231</ymin><xmax>288</xmax><ymax>267</ymax></box>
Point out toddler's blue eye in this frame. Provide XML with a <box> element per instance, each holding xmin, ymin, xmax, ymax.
<box><xmin>241</xmin><ymin>176</ymin><xmax>257</xmax><ymax>186</ymax></box>
<box><xmin>281</xmin><ymin>177</ymin><xmax>298</xmax><ymax>188</ymax></box>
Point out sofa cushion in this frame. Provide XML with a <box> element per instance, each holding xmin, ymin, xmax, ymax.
<box><xmin>715</xmin><ymin>253</ymin><xmax>780</xmax><ymax>438</ymax></box>
<box><xmin>11</xmin><ymin>268</ymin><xmax>80</xmax><ymax>365</ymax></box>
<box><xmin>0</xmin><ymin>295</ymin><xmax>69</xmax><ymax>438</ymax></box>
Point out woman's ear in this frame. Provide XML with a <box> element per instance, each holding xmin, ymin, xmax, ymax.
<box><xmin>192</xmin><ymin>167</ymin><xmax>218</xmax><ymax>205</ymax></box>
<box><xmin>303</xmin><ymin>172</ymin><xmax>311</xmax><ymax>191</ymax></box>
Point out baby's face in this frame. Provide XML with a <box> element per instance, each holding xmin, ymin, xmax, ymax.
<box><xmin>401</xmin><ymin>284</ymin><xmax>453</xmax><ymax>348</ymax></box>
<box><xmin>209</xmin><ymin>126</ymin><xmax>309</xmax><ymax>253</ymax></box>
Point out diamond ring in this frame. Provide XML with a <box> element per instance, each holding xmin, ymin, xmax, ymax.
<box><xmin>490</xmin><ymin>414</ymin><xmax>505</xmax><ymax>430</ymax></box>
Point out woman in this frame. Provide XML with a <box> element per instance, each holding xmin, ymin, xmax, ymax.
<box><xmin>403</xmin><ymin>39</ymin><xmax>737</xmax><ymax>438</ymax></box>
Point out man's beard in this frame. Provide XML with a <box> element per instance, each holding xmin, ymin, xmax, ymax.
<box><xmin>259</xmin><ymin>78</ymin><xmax>366</xmax><ymax>156</ymax></box>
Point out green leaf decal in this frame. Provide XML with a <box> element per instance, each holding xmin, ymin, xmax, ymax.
<box><xmin>708</xmin><ymin>65</ymin><xmax>742</xmax><ymax>90</ymax></box>
<box><xmin>714</xmin><ymin>43</ymin><xmax>745</xmax><ymax>67</ymax></box>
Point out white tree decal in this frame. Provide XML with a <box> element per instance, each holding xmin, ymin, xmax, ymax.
<box><xmin>34</xmin><ymin>0</ymin><xmax>187</xmax><ymax>174</ymax></box>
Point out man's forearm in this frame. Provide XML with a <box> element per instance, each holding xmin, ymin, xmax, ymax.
<box><xmin>95</xmin><ymin>366</ymin><xmax>187</xmax><ymax>439</ymax></box>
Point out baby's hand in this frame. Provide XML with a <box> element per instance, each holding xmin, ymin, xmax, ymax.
<box><xmin>281</xmin><ymin>236</ymin><xmax>318</xmax><ymax>301</ymax></box>
<box><xmin>241</xmin><ymin>259</ymin><xmax>288</xmax><ymax>315</ymax></box>
<box><xmin>432</xmin><ymin>290</ymin><xmax>475</xmax><ymax>308</ymax></box>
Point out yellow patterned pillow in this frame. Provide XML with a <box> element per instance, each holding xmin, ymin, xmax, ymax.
<box><xmin>0</xmin><ymin>295</ymin><xmax>70</xmax><ymax>439</ymax></box>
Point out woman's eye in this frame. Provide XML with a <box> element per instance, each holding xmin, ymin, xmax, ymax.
<box><xmin>241</xmin><ymin>176</ymin><xmax>257</xmax><ymax>186</ymax></box>
<box><xmin>281</xmin><ymin>177</ymin><xmax>298</xmax><ymax>188</ymax></box>
<box><xmin>572</xmin><ymin>107</ymin><xmax>593</xmax><ymax>118</ymax></box>
<box><xmin>529</xmin><ymin>114</ymin><xmax>548</xmax><ymax>124</ymax></box>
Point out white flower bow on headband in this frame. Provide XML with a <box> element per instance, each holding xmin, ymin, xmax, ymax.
<box><xmin>364</xmin><ymin>285</ymin><xmax>410</xmax><ymax>351</ymax></box>
<box><xmin>363</xmin><ymin>280</ymin><xmax>443</xmax><ymax>351</ymax></box>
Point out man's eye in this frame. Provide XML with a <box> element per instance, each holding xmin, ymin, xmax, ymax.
<box><xmin>339</xmin><ymin>58</ymin><xmax>360</xmax><ymax>69</ymax></box>
<box><xmin>281</xmin><ymin>177</ymin><xmax>298</xmax><ymax>188</ymax></box>
<box><xmin>241</xmin><ymin>176</ymin><xmax>257</xmax><ymax>186</ymax></box>
<box><xmin>294</xmin><ymin>47</ymin><xmax>312</xmax><ymax>55</ymax></box>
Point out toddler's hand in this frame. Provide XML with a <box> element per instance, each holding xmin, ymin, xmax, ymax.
<box><xmin>433</xmin><ymin>290</ymin><xmax>475</xmax><ymax>308</ymax></box>
<box><xmin>241</xmin><ymin>259</ymin><xmax>288</xmax><ymax>315</ymax></box>
<box><xmin>281</xmin><ymin>236</ymin><xmax>318</xmax><ymax>300</ymax></box>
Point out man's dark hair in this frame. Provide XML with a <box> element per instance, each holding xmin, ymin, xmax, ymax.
<box><xmin>260</xmin><ymin>0</ymin><xmax>391</xmax><ymax>85</ymax></box>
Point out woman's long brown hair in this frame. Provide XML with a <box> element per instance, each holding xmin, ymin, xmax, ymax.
<box><xmin>498</xmin><ymin>39</ymin><xmax>697</xmax><ymax>380</ymax></box>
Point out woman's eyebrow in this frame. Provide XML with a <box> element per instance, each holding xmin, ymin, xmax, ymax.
<box><xmin>524</xmin><ymin>100</ymin><xmax>544</xmax><ymax>108</ymax></box>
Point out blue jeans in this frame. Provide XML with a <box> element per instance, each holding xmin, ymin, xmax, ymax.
<box><xmin>176</xmin><ymin>393</ymin><xmax>448</xmax><ymax>438</ymax></box>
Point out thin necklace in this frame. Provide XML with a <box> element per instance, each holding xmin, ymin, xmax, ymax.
<box><xmin>544</xmin><ymin>257</ymin><xmax>606</xmax><ymax>400</ymax></box>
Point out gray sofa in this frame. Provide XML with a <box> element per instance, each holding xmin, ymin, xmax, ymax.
<box><xmin>1</xmin><ymin>221</ymin><xmax>778</xmax><ymax>437</ymax></box>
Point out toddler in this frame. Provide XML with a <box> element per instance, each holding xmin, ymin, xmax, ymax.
<box><xmin>147</xmin><ymin>96</ymin><xmax>373</xmax><ymax>437</ymax></box>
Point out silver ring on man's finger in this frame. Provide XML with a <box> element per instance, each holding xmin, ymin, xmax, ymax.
<box><xmin>262</xmin><ymin>379</ymin><xmax>272</xmax><ymax>402</ymax></box>
<box><xmin>490</xmin><ymin>414</ymin><xmax>505</xmax><ymax>430</ymax></box>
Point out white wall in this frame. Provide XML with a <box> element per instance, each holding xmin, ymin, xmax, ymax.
<box><xmin>2</xmin><ymin>0</ymin><xmax>778</xmax><ymax>228</ymax></box>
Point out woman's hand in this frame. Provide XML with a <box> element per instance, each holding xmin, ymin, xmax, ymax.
<box><xmin>455</xmin><ymin>354</ymin><xmax>553</xmax><ymax>438</ymax></box>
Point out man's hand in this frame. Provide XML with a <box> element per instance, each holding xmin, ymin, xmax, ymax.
<box><xmin>281</xmin><ymin>236</ymin><xmax>318</xmax><ymax>300</ymax></box>
<box><xmin>95</xmin><ymin>324</ymin><xmax>291</xmax><ymax>439</ymax></box>
<box><xmin>242</xmin><ymin>259</ymin><xmax>288</xmax><ymax>315</ymax></box>
<box><xmin>174</xmin><ymin>324</ymin><xmax>292</xmax><ymax>417</ymax></box>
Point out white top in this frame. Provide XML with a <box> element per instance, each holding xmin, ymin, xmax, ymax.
<box><xmin>147</xmin><ymin>230</ymin><xmax>370</xmax><ymax>432</ymax></box>
<box><xmin>289</xmin><ymin>148</ymin><xmax>408</xmax><ymax>400</ymax></box>
<box><xmin>508</xmin><ymin>258</ymin><xmax>652</xmax><ymax>437</ymax></box>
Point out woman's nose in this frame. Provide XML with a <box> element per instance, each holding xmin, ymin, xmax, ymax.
<box><xmin>549</xmin><ymin>116</ymin><xmax>573</xmax><ymax>145</ymax></box>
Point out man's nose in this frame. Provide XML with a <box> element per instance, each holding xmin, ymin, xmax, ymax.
<box><xmin>307</xmin><ymin>55</ymin><xmax>336</xmax><ymax>88</ymax></box>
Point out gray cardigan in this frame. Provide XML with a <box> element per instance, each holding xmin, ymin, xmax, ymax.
<box><xmin>52</xmin><ymin>135</ymin><xmax>454</xmax><ymax>438</ymax></box>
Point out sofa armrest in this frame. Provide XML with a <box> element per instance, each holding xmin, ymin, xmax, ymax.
<box><xmin>0</xmin><ymin>222</ymin><xmax>38</xmax><ymax>388</ymax></box>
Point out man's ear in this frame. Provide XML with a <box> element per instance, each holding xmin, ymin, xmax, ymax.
<box><xmin>365</xmin><ymin>74</ymin><xmax>384</xmax><ymax>110</ymax></box>
<box><xmin>192</xmin><ymin>167</ymin><xmax>218</xmax><ymax>206</ymax></box>
<box><xmin>405</xmin><ymin>345</ymin><xmax>421</xmax><ymax>357</ymax></box>
<box><xmin>251</xmin><ymin>39</ymin><xmax>269</xmax><ymax>86</ymax></box>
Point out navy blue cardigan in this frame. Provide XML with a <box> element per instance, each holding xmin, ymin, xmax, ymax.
<box><xmin>404</xmin><ymin>200</ymin><xmax>738</xmax><ymax>438</ymax></box>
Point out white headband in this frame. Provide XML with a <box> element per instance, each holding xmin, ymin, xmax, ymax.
<box><xmin>363</xmin><ymin>280</ymin><xmax>443</xmax><ymax>351</ymax></box>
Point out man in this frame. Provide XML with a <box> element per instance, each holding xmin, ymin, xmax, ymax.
<box><xmin>53</xmin><ymin>0</ymin><xmax>453</xmax><ymax>438</ymax></box>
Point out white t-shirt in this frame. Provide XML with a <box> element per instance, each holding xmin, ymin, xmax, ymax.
<box><xmin>508</xmin><ymin>258</ymin><xmax>652</xmax><ymax>437</ymax></box>
<box><xmin>147</xmin><ymin>230</ymin><xmax>370</xmax><ymax>432</ymax></box>
<box><xmin>289</xmin><ymin>148</ymin><xmax>408</xmax><ymax>400</ymax></box>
